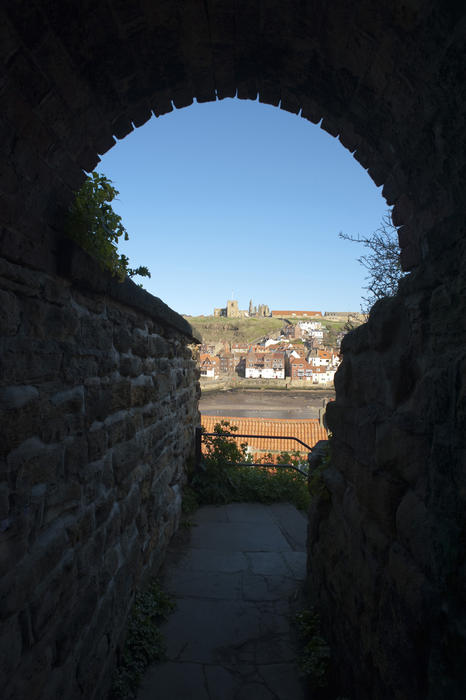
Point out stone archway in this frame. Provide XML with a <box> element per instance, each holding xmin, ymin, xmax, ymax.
<box><xmin>1</xmin><ymin>3</ymin><xmax>465</xmax><ymax>699</ymax></box>
<box><xmin>3</xmin><ymin>2</ymin><xmax>464</xmax><ymax>275</ymax></box>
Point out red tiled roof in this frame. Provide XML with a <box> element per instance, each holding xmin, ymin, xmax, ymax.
<box><xmin>271</xmin><ymin>310</ymin><xmax>322</xmax><ymax>317</ymax></box>
<box><xmin>201</xmin><ymin>415</ymin><xmax>327</xmax><ymax>458</ymax></box>
<box><xmin>289</xmin><ymin>356</ymin><xmax>313</xmax><ymax>369</ymax></box>
<box><xmin>200</xmin><ymin>354</ymin><xmax>219</xmax><ymax>366</ymax></box>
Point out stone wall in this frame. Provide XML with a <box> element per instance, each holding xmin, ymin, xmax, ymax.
<box><xmin>1</xmin><ymin>4</ymin><xmax>466</xmax><ymax>698</ymax></box>
<box><xmin>0</xmin><ymin>243</ymin><xmax>200</xmax><ymax>700</ymax></box>
<box><xmin>308</xmin><ymin>215</ymin><xmax>466</xmax><ymax>699</ymax></box>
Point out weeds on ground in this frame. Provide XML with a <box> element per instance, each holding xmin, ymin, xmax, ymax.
<box><xmin>111</xmin><ymin>580</ymin><xmax>175</xmax><ymax>700</ymax></box>
<box><xmin>181</xmin><ymin>485</ymin><xmax>199</xmax><ymax>515</ymax></box>
<box><xmin>190</xmin><ymin>422</ymin><xmax>310</xmax><ymax>510</ymax></box>
<box><xmin>293</xmin><ymin>607</ymin><xmax>331</xmax><ymax>688</ymax></box>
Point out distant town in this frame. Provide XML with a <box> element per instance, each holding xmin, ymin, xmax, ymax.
<box><xmin>197</xmin><ymin>299</ymin><xmax>365</xmax><ymax>386</ymax></box>
<box><xmin>213</xmin><ymin>298</ymin><xmax>365</xmax><ymax>322</ymax></box>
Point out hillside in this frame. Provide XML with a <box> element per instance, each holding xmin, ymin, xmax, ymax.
<box><xmin>184</xmin><ymin>314</ymin><xmax>359</xmax><ymax>347</ymax></box>
<box><xmin>184</xmin><ymin>316</ymin><xmax>285</xmax><ymax>346</ymax></box>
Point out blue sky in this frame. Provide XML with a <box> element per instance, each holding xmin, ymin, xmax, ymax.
<box><xmin>97</xmin><ymin>98</ymin><xmax>388</xmax><ymax>316</ymax></box>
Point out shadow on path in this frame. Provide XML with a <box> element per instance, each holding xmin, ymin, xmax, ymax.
<box><xmin>137</xmin><ymin>503</ymin><xmax>308</xmax><ymax>700</ymax></box>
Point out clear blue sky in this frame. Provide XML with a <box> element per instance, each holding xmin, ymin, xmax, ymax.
<box><xmin>97</xmin><ymin>98</ymin><xmax>388</xmax><ymax>316</ymax></box>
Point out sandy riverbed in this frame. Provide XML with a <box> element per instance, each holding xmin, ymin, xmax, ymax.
<box><xmin>199</xmin><ymin>388</ymin><xmax>335</xmax><ymax>420</ymax></box>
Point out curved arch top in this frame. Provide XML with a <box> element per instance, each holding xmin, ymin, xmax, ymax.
<box><xmin>0</xmin><ymin>1</ymin><xmax>465</xmax><ymax>273</ymax></box>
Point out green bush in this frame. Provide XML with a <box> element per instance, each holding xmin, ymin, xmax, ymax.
<box><xmin>190</xmin><ymin>421</ymin><xmax>310</xmax><ymax>510</ymax></box>
<box><xmin>181</xmin><ymin>485</ymin><xmax>199</xmax><ymax>514</ymax></box>
<box><xmin>293</xmin><ymin>608</ymin><xmax>331</xmax><ymax>688</ymax></box>
<box><xmin>67</xmin><ymin>171</ymin><xmax>151</xmax><ymax>282</ymax></box>
<box><xmin>111</xmin><ymin>580</ymin><xmax>175</xmax><ymax>700</ymax></box>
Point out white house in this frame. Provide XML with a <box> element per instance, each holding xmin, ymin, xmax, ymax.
<box><xmin>307</xmin><ymin>349</ymin><xmax>332</xmax><ymax>367</ymax></box>
<box><xmin>199</xmin><ymin>354</ymin><xmax>220</xmax><ymax>379</ymax></box>
<box><xmin>298</xmin><ymin>321</ymin><xmax>323</xmax><ymax>332</ymax></box>
<box><xmin>311</xmin><ymin>366</ymin><xmax>336</xmax><ymax>385</ymax></box>
<box><xmin>245</xmin><ymin>352</ymin><xmax>285</xmax><ymax>379</ymax></box>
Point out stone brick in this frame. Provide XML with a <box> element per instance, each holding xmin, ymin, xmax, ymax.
<box><xmin>64</xmin><ymin>435</ymin><xmax>88</xmax><ymax>477</ymax></box>
<box><xmin>0</xmin><ymin>613</ymin><xmax>22</xmax><ymax>678</ymax></box>
<box><xmin>130</xmin><ymin>374</ymin><xmax>154</xmax><ymax>406</ymax></box>
<box><xmin>396</xmin><ymin>490</ymin><xmax>430</xmax><ymax>572</ymax></box>
<box><xmin>50</xmin><ymin>386</ymin><xmax>84</xmax><ymax>413</ymax></box>
<box><xmin>119</xmin><ymin>353</ymin><xmax>142</xmax><ymax>377</ymax></box>
<box><xmin>148</xmin><ymin>333</ymin><xmax>170</xmax><ymax>356</ymax></box>
<box><xmin>9</xmin><ymin>438</ymin><xmax>64</xmax><ymax>492</ymax></box>
<box><xmin>131</xmin><ymin>327</ymin><xmax>148</xmax><ymax>356</ymax></box>
<box><xmin>0</xmin><ymin>385</ymin><xmax>39</xmax><ymax>410</ymax></box>
<box><xmin>81</xmin><ymin>317</ymin><xmax>113</xmax><ymax>352</ymax></box>
<box><xmin>85</xmin><ymin>382</ymin><xmax>113</xmax><ymax>423</ymax></box>
<box><xmin>113</xmin><ymin>325</ymin><xmax>132</xmax><ymax>353</ymax></box>
<box><xmin>43</xmin><ymin>481</ymin><xmax>81</xmax><ymax>525</ymax></box>
<box><xmin>0</xmin><ymin>289</ymin><xmax>20</xmax><ymax>335</ymax></box>
<box><xmin>21</xmin><ymin>298</ymin><xmax>79</xmax><ymax>340</ymax></box>
<box><xmin>110</xmin><ymin>378</ymin><xmax>131</xmax><ymax>412</ymax></box>
<box><xmin>112</xmin><ymin>438</ymin><xmax>143</xmax><ymax>484</ymax></box>
<box><xmin>120</xmin><ymin>483</ymin><xmax>141</xmax><ymax>529</ymax></box>
<box><xmin>87</xmin><ymin>423</ymin><xmax>108</xmax><ymax>461</ymax></box>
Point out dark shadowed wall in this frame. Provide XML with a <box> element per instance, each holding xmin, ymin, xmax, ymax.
<box><xmin>0</xmin><ymin>243</ymin><xmax>199</xmax><ymax>699</ymax></box>
<box><xmin>1</xmin><ymin>2</ymin><xmax>465</xmax><ymax>698</ymax></box>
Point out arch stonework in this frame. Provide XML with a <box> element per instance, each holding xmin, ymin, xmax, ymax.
<box><xmin>1</xmin><ymin>2</ymin><xmax>466</xmax><ymax>699</ymax></box>
<box><xmin>2</xmin><ymin>1</ymin><xmax>464</xmax><ymax>274</ymax></box>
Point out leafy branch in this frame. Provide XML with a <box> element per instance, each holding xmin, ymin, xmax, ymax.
<box><xmin>67</xmin><ymin>171</ymin><xmax>151</xmax><ymax>283</ymax></box>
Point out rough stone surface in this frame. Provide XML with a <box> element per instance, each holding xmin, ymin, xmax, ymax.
<box><xmin>137</xmin><ymin>503</ymin><xmax>308</xmax><ymax>700</ymax></box>
<box><xmin>0</xmin><ymin>251</ymin><xmax>200</xmax><ymax>700</ymax></box>
<box><xmin>0</xmin><ymin>3</ymin><xmax>465</xmax><ymax>275</ymax></box>
<box><xmin>1</xmin><ymin>3</ymin><xmax>466</xmax><ymax>699</ymax></box>
<box><xmin>310</xmin><ymin>244</ymin><xmax>466</xmax><ymax>699</ymax></box>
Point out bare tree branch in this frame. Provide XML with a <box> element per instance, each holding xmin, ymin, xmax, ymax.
<box><xmin>339</xmin><ymin>211</ymin><xmax>406</xmax><ymax>314</ymax></box>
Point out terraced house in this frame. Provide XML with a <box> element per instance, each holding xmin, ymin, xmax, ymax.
<box><xmin>199</xmin><ymin>353</ymin><xmax>219</xmax><ymax>379</ymax></box>
<box><xmin>245</xmin><ymin>351</ymin><xmax>285</xmax><ymax>379</ymax></box>
<box><xmin>288</xmin><ymin>356</ymin><xmax>336</xmax><ymax>385</ymax></box>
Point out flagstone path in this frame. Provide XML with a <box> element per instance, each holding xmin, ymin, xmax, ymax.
<box><xmin>137</xmin><ymin>502</ymin><xmax>309</xmax><ymax>700</ymax></box>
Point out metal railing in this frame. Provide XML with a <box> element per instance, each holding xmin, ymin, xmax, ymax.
<box><xmin>195</xmin><ymin>426</ymin><xmax>312</xmax><ymax>476</ymax></box>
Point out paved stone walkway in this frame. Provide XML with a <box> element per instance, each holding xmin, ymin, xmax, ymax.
<box><xmin>137</xmin><ymin>502</ymin><xmax>308</xmax><ymax>700</ymax></box>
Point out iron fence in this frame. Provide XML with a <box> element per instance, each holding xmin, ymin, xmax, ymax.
<box><xmin>195</xmin><ymin>426</ymin><xmax>312</xmax><ymax>476</ymax></box>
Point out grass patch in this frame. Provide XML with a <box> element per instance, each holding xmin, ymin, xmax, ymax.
<box><xmin>293</xmin><ymin>608</ymin><xmax>331</xmax><ymax>689</ymax></box>
<box><xmin>193</xmin><ymin>462</ymin><xmax>310</xmax><ymax>511</ymax></box>
<box><xmin>111</xmin><ymin>581</ymin><xmax>175</xmax><ymax>700</ymax></box>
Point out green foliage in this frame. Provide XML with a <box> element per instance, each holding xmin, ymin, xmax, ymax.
<box><xmin>190</xmin><ymin>421</ymin><xmax>250</xmax><ymax>504</ymax></box>
<box><xmin>67</xmin><ymin>171</ymin><xmax>151</xmax><ymax>282</ymax></box>
<box><xmin>111</xmin><ymin>581</ymin><xmax>175</xmax><ymax>700</ymax></box>
<box><xmin>191</xmin><ymin>422</ymin><xmax>310</xmax><ymax>510</ymax></box>
<box><xmin>293</xmin><ymin>608</ymin><xmax>331</xmax><ymax>687</ymax></box>
<box><xmin>181</xmin><ymin>485</ymin><xmax>199</xmax><ymax>515</ymax></box>
<box><xmin>230</xmin><ymin>463</ymin><xmax>310</xmax><ymax>510</ymax></box>
<box><xmin>202</xmin><ymin>420</ymin><xmax>251</xmax><ymax>468</ymax></box>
